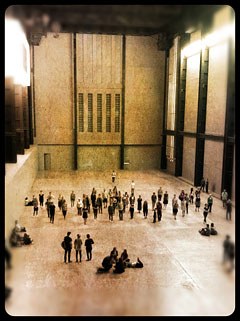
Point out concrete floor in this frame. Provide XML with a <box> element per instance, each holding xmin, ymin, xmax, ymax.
<box><xmin>5</xmin><ymin>170</ymin><xmax>235</xmax><ymax>316</ymax></box>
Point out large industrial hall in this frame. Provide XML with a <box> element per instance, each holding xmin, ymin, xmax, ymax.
<box><xmin>4</xmin><ymin>5</ymin><xmax>235</xmax><ymax>316</ymax></box>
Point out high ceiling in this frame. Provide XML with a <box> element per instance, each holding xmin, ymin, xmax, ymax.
<box><xmin>6</xmin><ymin>5</ymin><xmax>224</xmax><ymax>46</ymax></box>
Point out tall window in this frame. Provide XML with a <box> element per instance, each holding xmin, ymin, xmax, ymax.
<box><xmin>78</xmin><ymin>93</ymin><xmax>84</xmax><ymax>132</ymax></box>
<box><xmin>115</xmin><ymin>94</ymin><xmax>120</xmax><ymax>132</ymax></box>
<box><xmin>88</xmin><ymin>93</ymin><xmax>93</xmax><ymax>132</ymax></box>
<box><xmin>106</xmin><ymin>94</ymin><xmax>111</xmax><ymax>132</ymax></box>
<box><xmin>97</xmin><ymin>94</ymin><xmax>102</xmax><ymax>132</ymax></box>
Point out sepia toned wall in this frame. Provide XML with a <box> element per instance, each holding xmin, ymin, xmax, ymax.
<box><xmin>203</xmin><ymin>140</ymin><xmax>224</xmax><ymax>195</ymax></box>
<box><xmin>125</xmin><ymin>35</ymin><xmax>165</xmax><ymax>146</ymax></box>
<box><xmin>5</xmin><ymin>146</ymin><xmax>38</xmax><ymax>239</ymax></box>
<box><xmin>77</xmin><ymin>146</ymin><xmax>120</xmax><ymax>170</ymax></box>
<box><xmin>184</xmin><ymin>31</ymin><xmax>201</xmax><ymax>133</ymax></box>
<box><xmin>34</xmin><ymin>33</ymin><xmax>73</xmax><ymax>145</ymax></box>
<box><xmin>182</xmin><ymin>136</ymin><xmax>196</xmax><ymax>184</ymax></box>
<box><xmin>34</xmin><ymin>33</ymin><xmax>165</xmax><ymax>170</ymax></box>
<box><xmin>124</xmin><ymin>146</ymin><xmax>161</xmax><ymax>170</ymax></box>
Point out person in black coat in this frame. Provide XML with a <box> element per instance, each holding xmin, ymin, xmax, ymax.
<box><xmin>137</xmin><ymin>195</ymin><xmax>142</xmax><ymax>213</ymax></box>
<box><xmin>64</xmin><ymin>231</ymin><xmax>72</xmax><ymax>263</ymax></box>
<box><xmin>113</xmin><ymin>257</ymin><xmax>125</xmax><ymax>274</ymax></box>
<box><xmin>143</xmin><ymin>200</ymin><xmax>148</xmax><ymax>218</ymax></box>
<box><xmin>85</xmin><ymin>234</ymin><xmax>94</xmax><ymax>261</ymax></box>
<box><xmin>129</xmin><ymin>203</ymin><xmax>134</xmax><ymax>219</ymax></box>
<box><xmin>49</xmin><ymin>203</ymin><xmax>55</xmax><ymax>223</ymax></box>
<box><xmin>156</xmin><ymin>201</ymin><xmax>162</xmax><ymax>222</ymax></box>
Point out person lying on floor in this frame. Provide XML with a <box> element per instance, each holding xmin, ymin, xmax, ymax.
<box><xmin>25</xmin><ymin>197</ymin><xmax>33</xmax><ymax>206</ymax></box>
<box><xmin>199</xmin><ymin>224</ymin><xmax>211</xmax><ymax>236</ymax></box>
<box><xmin>125</xmin><ymin>257</ymin><xmax>144</xmax><ymax>268</ymax></box>
<box><xmin>113</xmin><ymin>257</ymin><xmax>125</xmax><ymax>274</ymax></box>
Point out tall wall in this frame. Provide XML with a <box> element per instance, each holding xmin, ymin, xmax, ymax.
<box><xmin>34</xmin><ymin>33</ymin><xmax>165</xmax><ymax>171</ymax></box>
<box><xmin>5</xmin><ymin>146</ymin><xmax>38</xmax><ymax>239</ymax></box>
<box><xmin>125</xmin><ymin>36</ymin><xmax>165</xmax><ymax>170</ymax></box>
<box><xmin>181</xmin><ymin>31</ymin><xmax>201</xmax><ymax>184</ymax></box>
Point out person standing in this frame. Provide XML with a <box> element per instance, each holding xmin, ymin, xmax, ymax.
<box><xmin>203</xmin><ymin>203</ymin><xmax>209</xmax><ymax>223</ymax></box>
<box><xmin>205</xmin><ymin>179</ymin><xmax>209</xmax><ymax>194</ymax></box>
<box><xmin>86</xmin><ymin>195</ymin><xmax>90</xmax><ymax>213</ymax></box>
<box><xmin>185</xmin><ymin>193</ymin><xmax>189</xmax><ymax>214</ymax></box>
<box><xmin>33</xmin><ymin>195</ymin><xmax>39</xmax><ymax>216</ymax></box>
<box><xmin>143</xmin><ymin>200</ymin><xmax>148</xmax><ymax>218</ymax></box>
<box><xmin>226</xmin><ymin>199</ymin><xmax>232</xmax><ymax>220</ymax></box>
<box><xmin>129</xmin><ymin>192</ymin><xmax>135</xmax><ymax>205</ymax></box>
<box><xmin>102</xmin><ymin>189</ymin><xmax>108</xmax><ymax>208</ymax></box>
<box><xmin>82</xmin><ymin>207</ymin><xmax>88</xmax><ymax>225</ymax></box>
<box><xmin>181</xmin><ymin>198</ymin><xmax>186</xmax><ymax>217</ymax></box>
<box><xmin>129</xmin><ymin>203</ymin><xmax>134</xmax><ymax>219</ymax></box>
<box><xmin>221</xmin><ymin>189</ymin><xmax>228</xmax><ymax>208</ymax></box>
<box><xmin>93</xmin><ymin>202</ymin><xmax>98</xmax><ymax>220</ymax></box>
<box><xmin>157</xmin><ymin>187</ymin><xmax>163</xmax><ymax>201</ymax></box>
<box><xmin>137</xmin><ymin>195</ymin><xmax>142</xmax><ymax>213</ymax></box>
<box><xmin>207</xmin><ymin>194</ymin><xmax>213</xmax><ymax>213</ymax></box>
<box><xmin>74</xmin><ymin>234</ymin><xmax>82</xmax><ymax>263</ymax></box>
<box><xmin>76</xmin><ymin>198</ymin><xmax>83</xmax><ymax>216</ymax></box>
<box><xmin>200</xmin><ymin>177</ymin><xmax>205</xmax><ymax>192</ymax></box>
<box><xmin>190</xmin><ymin>189</ymin><xmax>194</xmax><ymax>204</ymax></box>
<box><xmin>91</xmin><ymin>189</ymin><xmax>97</xmax><ymax>211</ymax></box>
<box><xmin>62</xmin><ymin>199</ymin><xmax>68</xmax><ymax>220</ymax></box>
<box><xmin>58</xmin><ymin>194</ymin><xmax>63</xmax><ymax>211</ymax></box>
<box><xmin>163</xmin><ymin>191</ymin><xmax>168</xmax><ymax>209</ymax></box>
<box><xmin>195</xmin><ymin>194</ymin><xmax>201</xmax><ymax>212</ymax></box>
<box><xmin>118</xmin><ymin>201</ymin><xmax>124</xmax><ymax>220</ymax></box>
<box><xmin>39</xmin><ymin>190</ymin><xmax>44</xmax><ymax>208</ymax></box>
<box><xmin>85</xmin><ymin>234</ymin><xmax>94</xmax><ymax>261</ymax></box>
<box><xmin>49</xmin><ymin>202</ymin><xmax>55</xmax><ymax>223</ymax></box>
<box><xmin>172</xmin><ymin>196</ymin><xmax>178</xmax><ymax>220</ymax></box>
<box><xmin>70</xmin><ymin>191</ymin><xmax>76</xmax><ymax>207</ymax></box>
<box><xmin>156</xmin><ymin>200</ymin><xmax>162</xmax><ymax>222</ymax></box>
<box><xmin>108</xmin><ymin>202</ymin><xmax>114</xmax><ymax>222</ymax></box>
<box><xmin>151</xmin><ymin>192</ymin><xmax>157</xmax><ymax>210</ymax></box>
<box><xmin>63</xmin><ymin>232</ymin><xmax>72</xmax><ymax>263</ymax></box>
<box><xmin>112</xmin><ymin>170</ymin><xmax>116</xmax><ymax>183</ymax></box>
<box><xmin>223</xmin><ymin>235</ymin><xmax>235</xmax><ymax>272</ymax></box>
<box><xmin>97</xmin><ymin>194</ymin><xmax>103</xmax><ymax>214</ymax></box>
<box><xmin>153</xmin><ymin>208</ymin><xmax>157</xmax><ymax>223</ymax></box>
<box><xmin>122</xmin><ymin>193</ymin><xmax>127</xmax><ymax>213</ymax></box>
<box><xmin>131</xmin><ymin>180</ymin><xmax>135</xmax><ymax>195</ymax></box>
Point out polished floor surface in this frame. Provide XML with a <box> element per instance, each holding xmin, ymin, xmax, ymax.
<box><xmin>5</xmin><ymin>170</ymin><xmax>235</xmax><ymax>316</ymax></box>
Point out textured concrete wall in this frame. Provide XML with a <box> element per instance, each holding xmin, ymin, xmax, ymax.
<box><xmin>5</xmin><ymin>146</ymin><xmax>38</xmax><ymax>239</ymax></box>
<box><xmin>78</xmin><ymin>146</ymin><xmax>120</xmax><ymax>170</ymax></box>
<box><xmin>34</xmin><ymin>33</ymin><xmax>73</xmax><ymax>144</ymax></box>
<box><xmin>38</xmin><ymin>145</ymin><xmax>74</xmax><ymax>171</ymax></box>
<box><xmin>124</xmin><ymin>146</ymin><xmax>161</xmax><ymax>170</ymax></box>
<box><xmin>166</xmin><ymin>37</ymin><xmax>179</xmax><ymax>131</ymax></box>
<box><xmin>205</xmin><ymin>42</ymin><xmax>228</xmax><ymax>136</ymax></box>
<box><xmin>184</xmin><ymin>31</ymin><xmax>201</xmax><ymax>133</ymax></box>
<box><xmin>203</xmin><ymin>140</ymin><xmax>224</xmax><ymax>195</ymax></box>
<box><xmin>125</xmin><ymin>36</ymin><xmax>165</xmax><ymax>145</ymax></box>
<box><xmin>182</xmin><ymin>136</ymin><xmax>196</xmax><ymax>184</ymax></box>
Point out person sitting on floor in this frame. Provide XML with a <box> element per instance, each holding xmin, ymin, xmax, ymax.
<box><xmin>199</xmin><ymin>224</ymin><xmax>211</xmax><ymax>236</ymax></box>
<box><xmin>97</xmin><ymin>254</ymin><xmax>115</xmax><ymax>273</ymax></box>
<box><xmin>14</xmin><ymin>220</ymin><xmax>26</xmax><ymax>233</ymax></box>
<box><xmin>23</xmin><ymin>233</ymin><xmax>33</xmax><ymax>245</ymax></box>
<box><xmin>25</xmin><ymin>197</ymin><xmax>33</xmax><ymax>206</ymax></box>
<box><xmin>120</xmin><ymin>249</ymin><xmax>130</xmax><ymax>266</ymax></box>
<box><xmin>113</xmin><ymin>257</ymin><xmax>125</xmax><ymax>274</ymax></box>
<box><xmin>125</xmin><ymin>257</ymin><xmax>144</xmax><ymax>268</ymax></box>
<box><xmin>210</xmin><ymin>223</ymin><xmax>218</xmax><ymax>235</ymax></box>
<box><xmin>110</xmin><ymin>247</ymin><xmax>118</xmax><ymax>263</ymax></box>
<box><xmin>9</xmin><ymin>228</ymin><xmax>23</xmax><ymax>247</ymax></box>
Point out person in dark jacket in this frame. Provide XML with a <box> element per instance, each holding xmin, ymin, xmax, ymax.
<box><xmin>64</xmin><ymin>231</ymin><xmax>72</xmax><ymax>263</ymax></box>
<box><xmin>113</xmin><ymin>257</ymin><xmax>125</xmax><ymax>274</ymax></box>
<box><xmin>137</xmin><ymin>195</ymin><xmax>142</xmax><ymax>213</ymax></box>
<box><xmin>108</xmin><ymin>203</ymin><xmax>114</xmax><ymax>221</ymax></box>
<box><xmin>210</xmin><ymin>223</ymin><xmax>218</xmax><ymax>235</ymax></box>
<box><xmin>156</xmin><ymin>201</ymin><xmax>162</xmax><ymax>222</ymax></box>
<box><xmin>151</xmin><ymin>192</ymin><xmax>157</xmax><ymax>210</ymax></box>
<box><xmin>143</xmin><ymin>200</ymin><xmax>148</xmax><ymax>218</ymax></box>
<box><xmin>49</xmin><ymin>203</ymin><xmax>55</xmax><ymax>223</ymax></box>
<box><xmin>203</xmin><ymin>203</ymin><xmax>209</xmax><ymax>223</ymax></box>
<box><xmin>85</xmin><ymin>234</ymin><xmax>94</xmax><ymax>261</ymax></box>
<box><xmin>97</xmin><ymin>255</ymin><xmax>114</xmax><ymax>273</ymax></box>
<box><xmin>199</xmin><ymin>224</ymin><xmax>210</xmax><ymax>236</ymax></box>
<box><xmin>163</xmin><ymin>191</ymin><xmax>168</xmax><ymax>209</ymax></box>
<box><xmin>129</xmin><ymin>203</ymin><xmax>134</xmax><ymax>219</ymax></box>
<box><xmin>82</xmin><ymin>207</ymin><xmax>88</xmax><ymax>225</ymax></box>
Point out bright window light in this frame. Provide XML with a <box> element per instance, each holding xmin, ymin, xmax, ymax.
<box><xmin>5</xmin><ymin>18</ymin><xmax>30</xmax><ymax>86</ymax></box>
<box><xmin>181</xmin><ymin>22</ymin><xmax>234</xmax><ymax>58</ymax></box>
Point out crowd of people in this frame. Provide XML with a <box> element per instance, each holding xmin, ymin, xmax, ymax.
<box><xmin>20</xmin><ymin>173</ymin><xmax>234</xmax><ymax>273</ymax></box>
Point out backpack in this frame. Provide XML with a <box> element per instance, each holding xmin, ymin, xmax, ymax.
<box><xmin>61</xmin><ymin>240</ymin><xmax>66</xmax><ymax>249</ymax></box>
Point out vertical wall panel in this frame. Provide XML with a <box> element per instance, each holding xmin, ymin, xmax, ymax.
<box><xmin>182</xmin><ymin>136</ymin><xmax>196</xmax><ymax>184</ymax></box>
<box><xmin>204</xmin><ymin>140</ymin><xmax>224</xmax><ymax>195</ymax></box>
<box><xmin>83</xmin><ymin>34</ymin><xmax>93</xmax><ymax>84</ymax></box>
